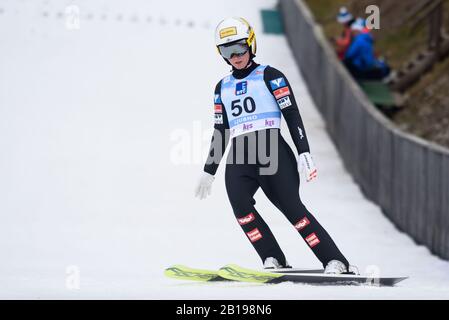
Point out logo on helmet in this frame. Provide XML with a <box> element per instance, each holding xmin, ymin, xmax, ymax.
<box><xmin>247</xmin><ymin>29</ymin><xmax>255</xmax><ymax>46</ymax></box>
<box><xmin>219</xmin><ymin>27</ymin><xmax>237</xmax><ymax>39</ymax></box>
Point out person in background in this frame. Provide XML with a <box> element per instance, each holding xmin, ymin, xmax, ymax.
<box><xmin>335</xmin><ymin>7</ymin><xmax>356</xmax><ymax>60</ymax></box>
<box><xmin>343</xmin><ymin>18</ymin><xmax>390</xmax><ymax>80</ymax></box>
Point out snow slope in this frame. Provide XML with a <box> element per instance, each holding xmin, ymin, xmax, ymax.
<box><xmin>1</xmin><ymin>0</ymin><xmax>449</xmax><ymax>299</ymax></box>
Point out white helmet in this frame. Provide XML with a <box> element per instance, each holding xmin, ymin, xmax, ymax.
<box><xmin>215</xmin><ymin>17</ymin><xmax>257</xmax><ymax>57</ymax></box>
<box><xmin>337</xmin><ymin>6</ymin><xmax>353</xmax><ymax>24</ymax></box>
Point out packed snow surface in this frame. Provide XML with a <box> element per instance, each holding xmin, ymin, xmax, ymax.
<box><xmin>1</xmin><ymin>0</ymin><xmax>449</xmax><ymax>299</ymax></box>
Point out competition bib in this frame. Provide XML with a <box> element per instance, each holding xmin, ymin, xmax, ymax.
<box><xmin>220</xmin><ymin>65</ymin><xmax>281</xmax><ymax>138</ymax></box>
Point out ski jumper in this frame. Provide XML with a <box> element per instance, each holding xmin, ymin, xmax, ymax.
<box><xmin>204</xmin><ymin>62</ymin><xmax>349</xmax><ymax>268</ymax></box>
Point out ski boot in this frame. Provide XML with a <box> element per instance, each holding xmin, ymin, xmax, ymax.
<box><xmin>263</xmin><ymin>257</ymin><xmax>292</xmax><ymax>270</ymax></box>
<box><xmin>324</xmin><ymin>260</ymin><xmax>359</xmax><ymax>275</ymax></box>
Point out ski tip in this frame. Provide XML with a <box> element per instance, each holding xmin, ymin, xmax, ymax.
<box><xmin>164</xmin><ymin>264</ymin><xmax>187</xmax><ymax>274</ymax></box>
<box><xmin>218</xmin><ymin>264</ymin><xmax>284</xmax><ymax>283</ymax></box>
<box><xmin>220</xmin><ymin>264</ymin><xmax>239</xmax><ymax>269</ymax></box>
<box><xmin>165</xmin><ymin>264</ymin><xmax>186</xmax><ymax>270</ymax></box>
<box><xmin>164</xmin><ymin>265</ymin><xmax>222</xmax><ymax>282</ymax></box>
<box><xmin>163</xmin><ymin>265</ymin><xmax>183</xmax><ymax>277</ymax></box>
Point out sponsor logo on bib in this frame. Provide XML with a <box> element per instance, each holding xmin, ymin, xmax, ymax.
<box><xmin>235</xmin><ymin>81</ymin><xmax>247</xmax><ymax>95</ymax></box>
<box><xmin>234</xmin><ymin>115</ymin><xmax>257</xmax><ymax>125</ymax></box>
<box><xmin>265</xmin><ymin>119</ymin><xmax>275</xmax><ymax>127</ymax></box>
<box><xmin>214</xmin><ymin>104</ymin><xmax>222</xmax><ymax>113</ymax></box>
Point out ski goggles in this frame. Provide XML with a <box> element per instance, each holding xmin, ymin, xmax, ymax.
<box><xmin>218</xmin><ymin>40</ymin><xmax>249</xmax><ymax>59</ymax></box>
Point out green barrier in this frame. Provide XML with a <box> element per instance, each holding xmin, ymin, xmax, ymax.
<box><xmin>261</xmin><ymin>9</ymin><xmax>284</xmax><ymax>35</ymax></box>
<box><xmin>358</xmin><ymin>81</ymin><xmax>396</xmax><ymax>108</ymax></box>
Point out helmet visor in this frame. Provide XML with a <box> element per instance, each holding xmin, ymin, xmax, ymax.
<box><xmin>218</xmin><ymin>40</ymin><xmax>249</xmax><ymax>59</ymax></box>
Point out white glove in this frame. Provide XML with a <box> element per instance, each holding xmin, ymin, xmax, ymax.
<box><xmin>298</xmin><ymin>152</ymin><xmax>318</xmax><ymax>182</ymax></box>
<box><xmin>194</xmin><ymin>172</ymin><xmax>215</xmax><ymax>200</ymax></box>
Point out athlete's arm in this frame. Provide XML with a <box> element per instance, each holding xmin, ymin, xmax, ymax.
<box><xmin>203</xmin><ymin>81</ymin><xmax>230</xmax><ymax>176</ymax></box>
<box><xmin>263</xmin><ymin>66</ymin><xmax>310</xmax><ymax>155</ymax></box>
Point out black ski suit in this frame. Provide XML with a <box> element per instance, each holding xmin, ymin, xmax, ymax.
<box><xmin>204</xmin><ymin>62</ymin><xmax>349</xmax><ymax>269</ymax></box>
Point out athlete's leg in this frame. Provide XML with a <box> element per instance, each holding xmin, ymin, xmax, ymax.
<box><xmin>225</xmin><ymin>160</ymin><xmax>287</xmax><ymax>266</ymax></box>
<box><xmin>257</xmin><ymin>133</ymin><xmax>349</xmax><ymax>268</ymax></box>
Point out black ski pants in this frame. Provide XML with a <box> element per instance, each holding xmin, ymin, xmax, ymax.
<box><xmin>224</xmin><ymin>129</ymin><xmax>349</xmax><ymax>268</ymax></box>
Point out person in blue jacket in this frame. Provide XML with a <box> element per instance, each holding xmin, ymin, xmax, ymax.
<box><xmin>343</xmin><ymin>18</ymin><xmax>390</xmax><ymax>80</ymax></box>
